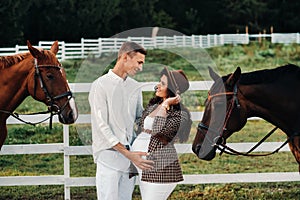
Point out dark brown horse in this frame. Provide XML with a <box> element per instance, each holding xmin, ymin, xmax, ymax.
<box><xmin>0</xmin><ymin>41</ymin><xmax>78</xmax><ymax>149</ymax></box>
<box><xmin>192</xmin><ymin>64</ymin><xmax>300</xmax><ymax>171</ymax></box>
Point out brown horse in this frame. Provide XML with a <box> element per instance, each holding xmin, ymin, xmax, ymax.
<box><xmin>192</xmin><ymin>65</ymin><xmax>300</xmax><ymax>171</ymax></box>
<box><xmin>0</xmin><ymin>41</ymin><xmax>78</xmax><ymax>149</ymax></box>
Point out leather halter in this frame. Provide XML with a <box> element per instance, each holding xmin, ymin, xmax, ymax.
<box><xmin>197</xmin><ymin>83</ymin><xmax>292</xmax><ymax>157</ymax></box>
<box><xmin>34</xmin><ymin>59</ymin><xmax>72</xmax><ymax>104</ymax></box>
<box><xmin>33</xmin><ymin>58</ymin><xmax>73</xmax><ymax>128</ymax></box>
<box><xmin>198</xmin><ymin>84</ymin><xmax>239</xmax><ymax>140</ymax></box>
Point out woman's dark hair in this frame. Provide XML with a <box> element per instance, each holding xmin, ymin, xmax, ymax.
<box><xmin>149</xmin><ymin>88</ymin><xmax>175</xmax><ymax>105</ymax></box>
<box><xmin>177</xmin><ymin>103</ymin><xmax>192</xmax><ymax>143</ymax></box>
<box><xmin>148</xmin><ymin>71</ymin><xmax>192</xmax><ymax>143</ymax></box>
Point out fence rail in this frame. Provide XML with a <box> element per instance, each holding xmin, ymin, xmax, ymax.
<box><xmin>0</xmin><ymin>33</ymin><xmax>299</xmax><ymax>60</ymax></box>
<box><xmin>1</xmin><ymin>82</ymin><xmax>299</xmax><ymax>200</ymax></box>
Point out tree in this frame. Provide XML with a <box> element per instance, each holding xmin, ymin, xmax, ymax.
<box><xmin>0</xmin><ymin>0</ymin><xmax>31</xmax><ymax>46</ymax></box>
<box><xmin>23</xmin><ymin>0</ymin><xmax>121</xmax><ymax>43</ymax></box>
<box><xmin>111</xmin><ymin>0</ymin><xmax>159</xmax><ymax>34</ymax></box>
<box><xmin>267</xmin><ymin>0</ymin><xmax>300</xmax><ymax>33</ymax></box>
<box><xmin>0</xmin><ymin>0</ymin><xmax>299</xmax><ymax>47</ymax></box>
<box><xmin>219</xmin><ymin>0</ymin><xmax>268</xmax><ymax>33</ymax></box>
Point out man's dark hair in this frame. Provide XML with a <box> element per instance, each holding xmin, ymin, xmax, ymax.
<box><xmin>118</xmin><ymin>41</ymin><xmax>147</xmax><ymax>60</ymax></box>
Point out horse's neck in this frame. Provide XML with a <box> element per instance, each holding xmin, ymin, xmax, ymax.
<box><xmin>0</xmin><ymin>58</ymin><xmax>33</xmax><ymax>112</ymax></box>
<box><xmin>241</xmin><ymin>83</ymin><xmax>299</xmax><ymax>134</ymax></box>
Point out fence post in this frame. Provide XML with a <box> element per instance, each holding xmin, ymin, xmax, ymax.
<box><xmin>152</xmin><ymin>36</ymin><xmax>157</xmax><ymax>48</ymax></box>
<box><xmin>297</xmin><ymin>33</ymin><xmax>300</xmax><ymax>44</ymax></box>
<box><xmin>183</xmin><ymin>35</ymin><xmax>186</xmax><ymax>46</ymax></box>
<box><xmin>81</xmin><ymin>38</ymin><xmax>85</xmax><ymax>59</ymax></box>
<box><xmin>220</xmin><ymin>34</ymin><xmax>224</xmax><ymax>45</ymax></box>
<box><xmin>173</xmin><ymin>35</ymin><xmax>177</xmax><ymax>46</ymax></box>
<box><xmin>63</xmin><ymin>125</ymin><xmax>71</xmax><ymax>200</ymax></box>
<box><xmin>214</xmin><ymin>34</ymin><xmax>218</xmax><ymax>46</ymax></box>
<box><xmin>191</xmin><ymin>35</ymin><xmax>195</xmax><ymax>47</ymax></box>
<box><xmin>15</xmin><ymin>45</ymin><xmax>19</xmax><ymax>54</ymax></box>
<box><xmin>98</xmin><ymin>38</ymin><xmax>102</xmax><ymax>57</ymax></box>
<box><xmin>199</xmin><ymin>35</ymin><xmax>202</xmax><ymax>48</ymax></box>
<box><xmin>61</xmin><ymin>41</ymin><xmax>66</xmax><ymax>60</ymax></box>
<box><xmin>207</xmin><ymin>34</ymin><xmax>210</xmax><ymax>48</ymax></box>
<box><xmin>163</xmin><ymin>36</ymin><xmax>167</xmax><ymax>47</ymax></box>
<box><xmin>141</xmin><ymin>37</ymin><xmax>145</xmax><ymax>48</ymax></box>
<box><xmin>114</xmin><ymin>37</ymin><xmax>118</xmax><ymax>52</ymax></box>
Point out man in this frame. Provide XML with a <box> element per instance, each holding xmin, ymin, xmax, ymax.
<box><xmin>89</xmin><ymin>41</ymin><xmax>154</xmax><ymax>200</ymax></box>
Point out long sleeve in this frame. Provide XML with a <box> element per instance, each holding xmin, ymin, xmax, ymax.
<box><xmin>89</xmin><ymin>79</ymin><xmax>120</xmax><ymax>157</ymax></box>
<box><xmin>88</xmin><ymin>70</ymin><xmax>144</xmax><ymax>162</ymax></box>
<box><xmin>151</xmin><ymin>110</ymin><xmax>182</xmax><ymax>144</ymax></box>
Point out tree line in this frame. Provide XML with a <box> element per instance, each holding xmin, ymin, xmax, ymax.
<box><xmin>0</xmin><ymin>0</ymin><xmax>299</xmax><ymax>47</ymax></box>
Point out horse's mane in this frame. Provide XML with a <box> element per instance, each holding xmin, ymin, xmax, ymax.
<box><xmin>0</xmin><ymin>52</ymin><xmax>31</xmax><ymax>69</ymax></box>
<box><xmin>224</xmin><ymin>64</ymin><xmax>300</xmax><ymax>85</ymax></box>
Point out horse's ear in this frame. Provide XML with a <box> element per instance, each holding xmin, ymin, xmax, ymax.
<box><xmin>208</xmin><ymin>66</ymin><xmax>220</xmax><ymax>81</ymax></box>
<box><xmin>27</xmin><ymin>40</ymin><xmax>42</xmax><ymax>59</ymax></box>
<box><xmin>50</xmin><ymin>41</ymin><xmax>59</xmax><ymax>55</ymax></box>
<box><xmin>226</xmin><ymin>67</ymin><xmax>241</xmax><ymax>87</ymax></box>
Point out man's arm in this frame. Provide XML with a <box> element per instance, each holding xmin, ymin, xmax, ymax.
<box><xmin>89</xmin><ymin>81</ymin><xmax>119</xmax><ymax>148</ymax></box>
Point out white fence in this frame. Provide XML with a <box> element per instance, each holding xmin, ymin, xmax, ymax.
<box><xmin>0</xmin><ymin>33</ymin><xmax>299</xmax><ymax>60</ymax></box>
<box><xmin>1</xmin><ymin>82</ymin><xmax>299</xmax><ymax>200</ymax></box>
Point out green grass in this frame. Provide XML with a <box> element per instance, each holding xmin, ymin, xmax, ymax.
<box><xmin>1</xmin><ymin>40</ymin><xmax>300</xmax><ymax>199</ymax></box>
<box><xmin>168</xmin><ymin>183</ymin><xmax>300</xmax><ymax>200</ymax></box>
<box><xmin>1</xmin><ymin>182</ymin><xmax>299</xmax><ymax>200</ymax></box>
<box><xmin>1</xmin><ymin>120</ymin><xmax>298</xmax><ymax>199</ymax></box>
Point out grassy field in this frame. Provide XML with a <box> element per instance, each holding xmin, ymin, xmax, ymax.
<box><xmin>1</xmin><ymin>40</ymin><xmax>300</xmax><ymax>199</ymax></box>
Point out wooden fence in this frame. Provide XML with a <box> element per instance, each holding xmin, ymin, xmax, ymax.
<box><xmin>0</xmin><ymin>81</ymin><xmax>299</xmax><ymax>199</ymax></box>
<box><xmin>0</xmin><ymin>33</ymin><xmax>299</xmax><ymax>60</ymax></box>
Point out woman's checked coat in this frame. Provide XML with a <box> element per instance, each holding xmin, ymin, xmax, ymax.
<box><xmin>137</xmin><ymin>103</ymin><xmax>189</xmax><ymax>183</ymax></box>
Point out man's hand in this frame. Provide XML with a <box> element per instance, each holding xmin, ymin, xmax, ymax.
<box><xmin>125</xmin><ymin>151</ymin><xmax>154</xmax><ymax>170</ymax></box>
<box><xmin>113</xmin><ymin>143</ymin><xmax>154</xmax><ymax>170</ymax></box>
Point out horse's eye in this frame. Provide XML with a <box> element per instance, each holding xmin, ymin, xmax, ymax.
<box><xmin>46</xmin><ymin>73</ymin><xmax>54</xmax><ymax>80</ymax></box>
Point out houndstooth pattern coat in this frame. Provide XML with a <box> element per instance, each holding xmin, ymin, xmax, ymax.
<box><xmin>137</xmin><ymin>104</ymin><xmax>189</xmax><ymax>183</ymax></box>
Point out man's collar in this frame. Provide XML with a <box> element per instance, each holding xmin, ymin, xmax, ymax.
<box><xmin>108</xmin><ymin>69</ymin><xmax>127</xmax><ymax>81</ymax></box>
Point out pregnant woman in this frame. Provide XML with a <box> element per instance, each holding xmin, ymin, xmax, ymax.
<box><xmin>132</xmin><ymin>66</ymin><xmax>192</xmax><ymax>200</ymax></box>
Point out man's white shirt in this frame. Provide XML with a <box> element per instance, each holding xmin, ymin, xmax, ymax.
<box><xmin>89</xmin><ymin>70</ymin><xmax>143</xmax><ymax>170</ymax></box>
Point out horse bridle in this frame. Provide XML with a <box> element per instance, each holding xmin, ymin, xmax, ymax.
<box><xmin>197</xmin><ymin>83</ymin><xmax>295</xmax><ymax>157</ymax></box>
<box><xmin>197</xmin><ymin>83</ymin><xmax>240</xmax><ymax>142</ymax></box>
<box><xmin>33</xmin><ymin>58</ymin><xmax>73</xmax><ymax>128</ymax></box>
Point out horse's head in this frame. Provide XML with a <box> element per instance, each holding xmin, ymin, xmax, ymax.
<box><xmin>27</xmin><ymin>41</ymin><xmax>78</xmax><ymax>124</ymax></box>
<box><xmin>192</xmin><ymin>67</ymin><xmax>247</xmax><ymax>160</ymax></box>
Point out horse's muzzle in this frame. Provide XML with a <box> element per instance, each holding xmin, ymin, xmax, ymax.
<box><xmin>58</xmin><ymin>97</ymin><xmax>78</xmax><ymax>124</ymax></box>
<box><xmin>192</xmin><ymin>143</ymin><xmax>217</xmax><ymax>161</ymax></box>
